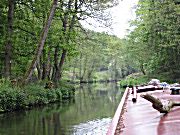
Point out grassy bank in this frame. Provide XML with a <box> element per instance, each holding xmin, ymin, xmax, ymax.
<box><xmin>0</xmin><ymin>80</ymin><xmax>75</xmax><ymax>113</ymax></box>
<box><xmin>119</xmin><ymin>72</ymin><xmax>179</xmax><ymax>87</ymax></box>
<box><xmin>119</xmin><ymin>73</ymin><xmax>149</xmax><ymax>87</ymax></box>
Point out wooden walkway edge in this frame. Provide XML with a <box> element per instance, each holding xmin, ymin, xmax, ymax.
<box><xmin>106</xmin><ymin>87</ymin><xmax>129</xmax><ymax>135</ymax></box>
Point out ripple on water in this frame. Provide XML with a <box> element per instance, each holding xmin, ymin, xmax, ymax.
<box><xmin>72</xmin><ymin>118</ymin><xmax>112</xmax><ymax>135</ymax></box>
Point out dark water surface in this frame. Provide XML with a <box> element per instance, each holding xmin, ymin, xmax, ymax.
<box><xmin>0</xmin><ymin>83</ymin><xmax>123</xmax><ymax>135</ymax></box>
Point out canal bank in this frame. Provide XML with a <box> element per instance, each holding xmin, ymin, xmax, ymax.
<box><xmin>0</xmin><ymin>83</ymin><xmax>124</xmax><ymax>135</ymax></box>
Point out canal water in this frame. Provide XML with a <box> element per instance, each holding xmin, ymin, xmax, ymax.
<box><xmin>0</xmin><ymin>83</ymin><xmax>123</xmax><ymax>135</ymax></box>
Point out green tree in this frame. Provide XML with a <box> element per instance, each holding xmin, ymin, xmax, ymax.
<box><xmin>128</xmin><ymin>0</ymin><xmax>180</xmax><ymax>80</ymax></box>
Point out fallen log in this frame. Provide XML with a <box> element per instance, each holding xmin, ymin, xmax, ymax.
<box><xmin>140</xmin><ymin>94</ymin><xmax>180</xmax><ymax>113</ymax></box>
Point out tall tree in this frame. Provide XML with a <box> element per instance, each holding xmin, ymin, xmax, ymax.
<box><xmin>128</xmin><ymin>0</ymin><xmax>180</xmax><ymax>79</ymax></box>
<box><xmin>4</xmin><ymin>0</ymin><xmax>15</xmax><ymax>78</ymax></box>
<box><xmin>23</xmin><ymin>0</ymin><xmax>58</xmax><ymax>84</ymax></box>
<box><xmin>52</xmin><ymin>0</ymin><xmax>118</xmax><ymax>82</ymax></box>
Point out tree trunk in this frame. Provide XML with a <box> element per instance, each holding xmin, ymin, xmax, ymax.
<box><xmin>46</xmin><ymin>47</ymin><xmax>52</xmax><ymax>80</ymax></box>
<box><xmin>141</xmin><ymin>94</ymin><xmax>180</xmax><ymax>113</ymax></box>
<box><xmin>79</xmin><ymin>53</ymin><xmax>82</xmax><ymax>81</ymax></box>
<box><xmin>87</xmin><ymin>61</ymin><xmax>95</xmax><ymax>81</ymax></box>
<box><xmin>52</xmin><ymin>0</ymin><xmax>78</xmax><ymax>84</ymax></box>
<box><xmin>22</xmin><ymin>0</ymin><xmax>58</xmax><ymax>84</ymax></box>
<box><xmin>51</xmin><ymin>45</ymin><xmax>59</xmax><ymax>81</ymax></box>
<box><xmin>140</xmin><ymin>63</ymin><xmax>146</xmax><ymax>75</ymax></box>
<box><xmin>36</xmin><ymin>60</ymin><xmax>42</xmax><ymax>80</ymax></box>
<box><xmin>54</xmin><ymin>49</ymin><xmax>67</xmax><ymax>83</ymax></box>
<box><xmin>52</xmin><ymin>0</ymin><xmax>69</xmax><ymax>83</ymax></box>
<box><xmin>114</xmin><ymin>58</ymin><xmax>118</xmax><ymax>81</ymax></box>
<box><xmin>4</xmin><ymin>0</ymin><xmax>15</xmax><ymax>79</ymax></box>
<box><xmin>42</xmin><ymin>48</ymin><xmax>47</xmax><ymax>80</ymax></box>
<box><xmin>80</xmin><ymin>55</ymin><xmax>87</xmax><ymax>82</ymax></box>
<box><xmin>53</xmin><ymin>0</ymin><xmax>77</xmax><ymax>83</ymax></box>
<box><xmin>72</xmin><ymin>59</ymin><xmax>77</xmax><ymax>81</ymax></box>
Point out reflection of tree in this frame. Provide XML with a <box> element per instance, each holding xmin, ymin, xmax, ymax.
<box><xmin>82</xmin><ymin>85</ymin><xmax>87</xmax><ymax>111</ymax></box>
<box><xmin>79</xmin><ymin>85</ymin><xmax>83</xmax><ymax>114</ymax></box>
<box><xmin>87</xmin><ymin>84</ymin><xmax>95</xmax><ymax>100</ymax></box>
<box><xmin>53</xmin><ymin>113</ymin><xmax>61</xmax><ymax>135</ymax></box>
<box><xmin>0</xmin><ymin>83</ymin><xmax>123</xmax><ymax>135</ymax></box>
<box><xmin>32</xmin><ymin>114</ymin><xmax>38</xmax><ymax>135</ymax></box>
<box><xmin>111</xmin><ymin>83</ymin><xmax>119</xmax><ymax>103</ymax></box>
<box><xmin>42</xmin><ymin>117</ymin><xmax>45</xmax><ymax>135</ymax></box>
<box><xmin>97</xmin><ymin>90</ymin><xmax>108</xmax><ymax>96</ymax></box>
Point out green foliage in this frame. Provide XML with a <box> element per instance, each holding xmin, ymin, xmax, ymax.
<box><xmin>127</xmin><ymin>0</ymin><xmax>180</xmax><ymax>80</ymax></box>
<box><xmin>58</xmin><ymin>81</ymin><xmax>75</xmax><ymax>99</ymax></box>
<box><xmin>46</xmin><ymin>89</ymin><xmax>58</xmax><ymax>103</ymax></box>
<box><xmin>0</xmin><ymin>88</ymin><xmax>18</xmax><ymax>111</ymax></box>
<box><xmin>0</xmin><ymin>82</ymin><xmax>74</xmax><ymax>112</ymax></box>
<box><xmin>119</xmin><ymin>73</ymin><xmax>149</xmax><ymax>87</ymax></box>
<box><xmin>15</xmin><ymin>90</ymin><xmax>28</xmax><ymax>109</ymax></box>
<box><xmin>0</xmin><ymin>0</ymin><xmax>120</xmax><ymax>82</ymax></box>
<box><xmin>25</xmin><ymin>85</ymin><xmax>49</xmax><ymax>105</ymax></box>
<box><xmin>64</xmin><ymin>30</ymin><xmax>135</xmax><ymax>82</ymax></box>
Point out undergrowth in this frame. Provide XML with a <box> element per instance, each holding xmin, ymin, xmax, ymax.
<box><xmin>0</xmin><ymin>80</ymin><xmax>75</xmax><ymax>113</ymax></box>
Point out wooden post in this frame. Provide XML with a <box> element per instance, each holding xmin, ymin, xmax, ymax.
<box><xmin>132</xmin><ymin>87</ymin><xmax>137</xmax><ymax>102</ymax></box>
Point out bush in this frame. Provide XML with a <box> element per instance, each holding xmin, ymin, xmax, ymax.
<box><xmin>0</xmin><ymin>88</ymin><xmax>17</xmax><ymax>111</ymax></box>
<box><xmin>0</xmin><ymin>81</ymin><xmax>75</xmax><ymax>113</ymax></box>
<box><xmin>58</xmin><ymin>81</ymin><xmax>75</xmax><ymax>99</ymax></box>
<box><xmin>119</xmin><ymin>74</ymin><xmax>149</xmax><ymax>87</ymax></box>
<box><xmin>0</xmin><ymin>83</ymin><xmax>28</xmax><ymax>111</ymax></box>
<box><xmin>25</xmin><ymin>85</ymin><xmax>48</xmax><ymax>105</ymax></box>
<box><xmin>46</xmin><ymin>90</ymin><xmax>57</xmax><ymax>103</ymax></box>
<box><xmin>15</xmin><ymin>90</ymin><xmax>28</xmax><ymax>109</ymax></box>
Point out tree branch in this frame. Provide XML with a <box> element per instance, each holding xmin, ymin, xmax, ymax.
<box><xmin>141</xmin><ymin>94</ymin><xmax>180</xmax><ymax>113</ymax></box>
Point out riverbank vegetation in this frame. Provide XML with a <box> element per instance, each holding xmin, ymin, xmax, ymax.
<box><xmin>0</xmin><ymin>80</ymin><xmax>75</xmax><ymax>113</ymax></box>
<box><xmin>0</xmin><ymin>0</ymin><xmax>120</xmax><ymax>112</ymax></box>
<box><xmin>120</xmin><ymin>0</ymin><xmax>180</xmax><ymax>86</ymax></box>
<box><xmin>126</xmin><ymin>0</ymin><xmax>180</xmax><ymax>81</ymax></box>
<box><xmin>0</xmin><ymin>0</ymin><xmax>120</xmax><ymax>83</ymax></box>
<box><xmin>0</xmin><ymin>0</ymin><xmax>136</xmax><ymax>85</ymax></box>
<box><xmin>119</xmin><ymin>73</ymin><xmax>149</xmax><ymax>87</ymax></box>
<box><xmin>0</xmin><ymin>0</ymin><xmax>180</xmax><ymax>111</ymax></box>
<box><xmin>64</xmin><ymin>0</ymin><xmax>180</xmax><ymax>84</ymax></box>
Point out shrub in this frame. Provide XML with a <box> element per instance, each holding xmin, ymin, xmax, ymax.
<box><xmin>0</xmin><ymin>87</ymin><xmax>17</xmax><ymax>111</ymax></box>
<box><xmin>119</xmin><ymin>74</ymin><xmax>149</xmax><ymax>87</ymax></box>
<box><xmin>0</xmin><ymin>81</ymin><xmax>75</xmax><ymax>113</ymax></box>
<box><xmin>46</xmin><ymin>89</ymin><xmax>57</xmax><ymax>103</ymax></box>
<box><xmin>0</xmin><ymin>85</ymin><xmax>28</xmax><ymax>111</ymax></box>
<box><xmin>16</xmin><ymin>90</ymin><xmax>28</xmax><ymax>109</ymax></box>
<box><xmin>55</xmin><ymin>89</ymin><xmax>62</xmax><ymax>101</ymax></box>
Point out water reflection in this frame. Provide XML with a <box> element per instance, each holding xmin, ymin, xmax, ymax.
<box><xmin>0</xmin><ymin>83</ymin><xmax>123</xmax><ymax>135</ymax></box>
<box><xmin>73</xmin><ymin>118</ymin><xmax>112</xmax><ymax>135</ymax></box>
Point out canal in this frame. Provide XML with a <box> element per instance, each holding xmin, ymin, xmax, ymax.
<box><xmin>0</xmin><ymin>83</ymin><xmax>123</xmax><ymax>135</ymax></box>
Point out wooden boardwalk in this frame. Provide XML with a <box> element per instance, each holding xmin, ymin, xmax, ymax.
<box><xmin>107</xmin><ymin>87</ymin><xmax>180</xmax><ymax>135</ymax></box>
